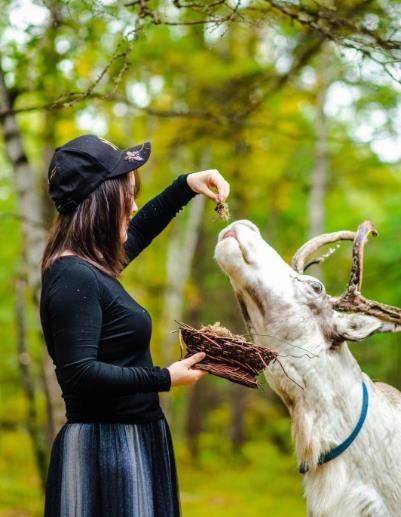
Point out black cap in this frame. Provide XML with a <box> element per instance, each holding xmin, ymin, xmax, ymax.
<box><xmin>47</xmin><ymin>134</ymin><xmax>151</xmax><ymax>214</ymax></box>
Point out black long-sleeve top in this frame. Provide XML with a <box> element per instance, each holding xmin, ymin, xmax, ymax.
<box><xmin>40</xmin><ymin>173</ymin><xmax>198</xmax><ymax>424</ymax></box>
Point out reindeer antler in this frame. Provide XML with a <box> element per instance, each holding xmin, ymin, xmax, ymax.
<box><xmin>344</xmin><ymin>221</ymin><xmax>378</xmax><ymax>294</ymax></box>
<box><xmin>291</xmin><ymin>230</ymin><xmax>355</xmax><ymax>274</ymax></box>
<box><xmin>292</xmin><ymin>220</ymin><xmax>401</xmax><ymax>325</ymax></box>
<box><xmin>333</xmin><ymin>221</ymin><xmax>401</xmax><ymax>324</ymax></box>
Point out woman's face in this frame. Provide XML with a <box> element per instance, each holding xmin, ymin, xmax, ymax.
<box><xmin>130</xmin><ymin>173</ymin><xmax>139</xmax><ymax>215</ymax></box>
<box><xmin>121</xmin><ymin>172</ymin><xmax>139</xmax><ymax>243</ymax></box>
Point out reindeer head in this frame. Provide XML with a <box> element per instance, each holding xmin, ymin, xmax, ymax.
<box><xmin>214</xmin><ymin>219</ymin><xmax>401</xmax><ymax>399</ymax></box>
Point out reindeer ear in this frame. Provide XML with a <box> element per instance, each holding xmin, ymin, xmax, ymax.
<box><xmin>333</xmin><ymin>311</ymin><xmax>386</xmax><ymax>341</ymax></box>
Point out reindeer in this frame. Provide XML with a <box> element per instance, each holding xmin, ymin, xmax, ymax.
<box><xmin>213</xmin><ymin>219</ymin><xmax>401</xmax><ymax>516</ymax></box>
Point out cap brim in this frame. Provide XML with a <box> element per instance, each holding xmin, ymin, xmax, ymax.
<box><xmin>109</xmin><ymin>141</ymin><xmax>151</xmax><ymax>177</ymax></box>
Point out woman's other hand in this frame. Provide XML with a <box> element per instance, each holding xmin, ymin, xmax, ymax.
<box><xmin>167</xmin><ymin>352</ymin><xmax>208</xmax><ymax>387</ymax></box>
<box><xmin>186</xmin><ymin>170</ymin><xmax>230</xmax><ymax>203</ymax></box>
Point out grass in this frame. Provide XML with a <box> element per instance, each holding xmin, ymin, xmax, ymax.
<box><xmin>177</xmin><ymin>438</ymin><xmax>305</xmax><ymax>516</ymax></box>
<box><xmin>0</xmin><ymin>427</ymin><xmax>42</xmax><ymax>516</ymax></box>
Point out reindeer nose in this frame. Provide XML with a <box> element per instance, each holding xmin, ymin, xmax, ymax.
<box><xmin>222</xmin><ymin>227</ymin><xmax>237</xmax><ymax>240</ymax></box>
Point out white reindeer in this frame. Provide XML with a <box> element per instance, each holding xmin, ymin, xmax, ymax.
<box><xmin>214</xmin><ymin>219</ymin><xmax>401</xmax><ymax>517</ymax></box>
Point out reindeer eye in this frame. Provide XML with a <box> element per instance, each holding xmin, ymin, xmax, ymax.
<box><xmin>309</xmin><ymin>280</ymin><xmax>324</xmax><ymax>294</ymax></box>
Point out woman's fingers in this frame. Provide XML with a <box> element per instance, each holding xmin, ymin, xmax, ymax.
<box><xmin>182</xmin><ymin>351</ymin><xmax>206</xmax><ymax>367</ymax></box>
<box><xmin>186</xmin><ymin>354</ymin><xmax>208</xmax><ymax>380</ymax></box>
<box><xmin>198</xmin><ymin>184</ymin><xmax>219</xmax><ymax>202</ymax></box>
<box><xmin>186</xmin><ymin>170</ymin><xmax>230</xmax><ymax>203</ymax></box>
<box><xmin>217</xmin><ymin>179</ymin><xmax>230</xmax><ymax>203</ymax></box>
<box><xmin>208</xmin><ymin>171</ymin><xmax>230</xmax><ymax>203</ymax></box>
<box><xmin>167</xmin><ymin>352</ymin><xmax>208</xmax><ymax>387</ymax></box>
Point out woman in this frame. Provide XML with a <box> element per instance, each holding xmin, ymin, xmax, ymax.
<box><xmin>40</xmin><ymin>134</ymin><xmax>230</xmax><ymax>517</ymax></box>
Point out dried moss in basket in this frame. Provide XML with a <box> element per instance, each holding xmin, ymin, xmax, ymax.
<box><xmin>176</xmin><ymin>320</ymin><xmax>278</xmax><ymax>389</ymax></box>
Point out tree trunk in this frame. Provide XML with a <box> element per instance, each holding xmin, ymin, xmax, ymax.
<box><xmin>162</xmin><ymin>191</ymin><xmax>206</xmax><ymax>365</ymax></box>
<box><xmin>159</xmin><ymin>151</ymin><xmax>209</xmax><ymax>422</ymax></box>
<box><xmin>0</xmin><ymin>65</ymin><xmax>65</xmax><ymax>447</ymax></box>
<box><xmin>183</xmin><ymin>219</ymin><xmax>221</xmax><ymax>462</ymax></box>
<box><xmin>308</xmin><ymin>78</ymin><xmax>329</xmax><ymax>239</ymax></box>
<box><xmin>308</xmin><ymin>55</ymin><xmax>331</xmax><ymax>279</ymax></box>
<box><xmin>14</xmin><ymin>267</ymin><xmax>48</xmax><ymax>492</ymax></box>
<box><xmin>229</xmin><ymin>383</ymin><xmax>247</xmax><ymax>455</ymax></box>
<box><xmin>159</xmin><ymin>192</ymin><xmax>206</xmax><ymax>421</ymax></box>
<box><xmin>227</xmin><ymin>137</ymin><xmax>251</xmax><ymax>453</ymax></box>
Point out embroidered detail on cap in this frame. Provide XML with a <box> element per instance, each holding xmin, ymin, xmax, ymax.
<box><xmin>98</xmin><ymin>136</ymin><xmax>119</xmax><ymax>150</ymax></box>
<box><xmin>124</xmin><ymin>150</ymin><xmax>144</xmax><ymax>162</ymax></box>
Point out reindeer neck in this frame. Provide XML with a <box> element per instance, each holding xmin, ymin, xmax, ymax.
<box><xmin>267</xmin><ymin>342</ymin><xmax>365</xmax><ymax>470</ymax></box>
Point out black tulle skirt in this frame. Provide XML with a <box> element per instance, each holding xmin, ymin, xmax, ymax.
<box><xmin>44</xmin><ymin>416</ymin><xmax>181</xmax><ymax>517</ymax></box>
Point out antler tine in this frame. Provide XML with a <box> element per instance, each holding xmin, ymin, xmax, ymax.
<box><xmin>333</xmin><ymin>221</ymin><xmax>401</xmax><ymax>325</ymax></box>
<box><xmin>291</xmin><ymin>231</ymin><xmax>355</xmax><ymax>274</ymax></box>
<box><xmin>346</xmin><ymin>220</ymin><xmax>378</xmax><ymax>294</ymax></box>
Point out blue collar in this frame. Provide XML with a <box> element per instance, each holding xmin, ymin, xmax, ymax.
<box><xmin>299</xmin><ymin>381</ymin><xmax>369</xmax><ymax>474</ymax></box>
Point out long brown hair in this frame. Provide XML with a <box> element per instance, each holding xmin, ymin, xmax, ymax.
<box><xmin>41</xmin><ymin>169</ymin><xmax>141</xmax><ymax>280</ymax></box>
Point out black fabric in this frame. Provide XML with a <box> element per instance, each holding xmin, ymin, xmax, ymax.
<box><xmin>40</xmin><ymin>173</ymin><xmax>198</xmax><ymax>424</ymax></box>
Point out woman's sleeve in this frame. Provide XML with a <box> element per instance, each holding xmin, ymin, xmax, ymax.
<box><xmin>123</xmin><ymin>173</ymin><xmax>198</xmax><ymax>264</ymax></box>
<box><xmin>47</xmin><ymin>262</ymin><xmax>171</xmax><ymax>396</ymax></box>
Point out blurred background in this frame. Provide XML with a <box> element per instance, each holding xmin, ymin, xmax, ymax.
<box><xmin>1</xmin><ymin>0</ymin><xmax>401</xmax><ymax>515</ymax></box>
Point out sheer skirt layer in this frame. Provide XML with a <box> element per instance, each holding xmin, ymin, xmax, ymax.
<box><xmin>44</xmin><ymin>417</ymin><xmax>181</xmax><ymax>517</ymax></box>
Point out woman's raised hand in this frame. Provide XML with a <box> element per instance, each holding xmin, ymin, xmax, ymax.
<box><xmin>167</xmin><ymin>352</ymin><xmax>208</xmax><ymax>387</ymax></box>
<box><xmin>186</xmin><ymin>169</ymin><xmax>230</xmax><ymax>203</ymax></box>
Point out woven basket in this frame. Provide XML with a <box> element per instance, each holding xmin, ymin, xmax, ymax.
<box><xmin>177</xmin><ymin>321</ymin><xmax>278</xmax><ymax>388</ymax></box>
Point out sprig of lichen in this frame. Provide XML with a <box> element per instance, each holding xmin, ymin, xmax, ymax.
<box><xmin>214</xmin><ymin>201</ymin><xmax>231</xmax><ymax>221</ymax></box>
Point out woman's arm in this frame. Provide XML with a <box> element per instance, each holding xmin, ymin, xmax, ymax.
<box><xmin>45</xmin><ymin>261</ymin><xmax>171</xmax><ymax>396</ymax></box>
<box><xmin>123</xmin><ymin>173</ymin><xmax>198</xmax><ymax>265</ymax></box>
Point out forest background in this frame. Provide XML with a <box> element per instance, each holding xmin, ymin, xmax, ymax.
<box><xmin>1</xmin><ymin>1</ymin><xmax>401</xmax><ymax>515</ymax></box>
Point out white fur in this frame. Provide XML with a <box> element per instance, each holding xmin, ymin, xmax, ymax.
<box><xmin>214</xmin><ymin>219</ymin><xmax>401</xmax><ymax>517</ymax></box>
